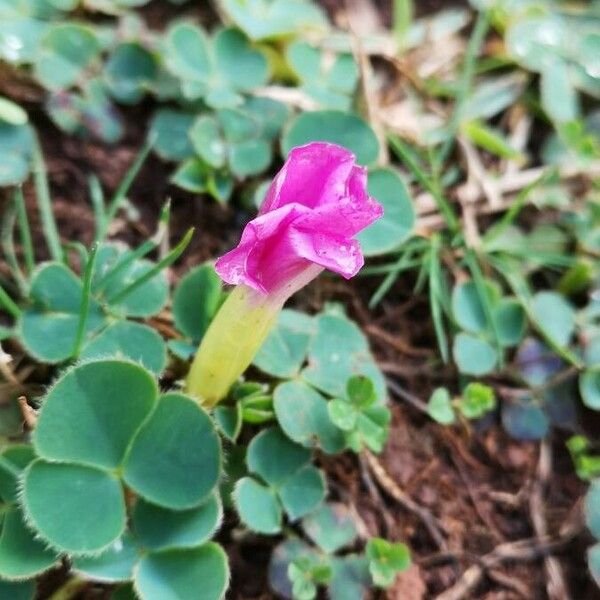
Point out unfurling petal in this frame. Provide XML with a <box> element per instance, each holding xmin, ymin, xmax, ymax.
<box><xmin>216</xmin><ymin>143</ymin><xmax>383</xmax><ymax>295</ymax></box>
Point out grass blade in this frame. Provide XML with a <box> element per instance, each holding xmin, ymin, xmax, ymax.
<box><xmin>14</xmin><ymin>187</ymin><xmax>35</xmax><ymax>276</ymax></box>
<box><xmin>89</xmin><ymin>175</ymin><xmax>106</xmax><ymax>244</ymax></box>
<box><xmin>393</xmin><ymin>0</ymin><xmax>413</xmax><ymax>48</ymax></box>
<box><xmin>360</xmin><ymin>258</ymin><xmax>424</xmax><ymax>277</ymax></box>
<box><xmin>437</xmin><ymin>9</ymin><xmax>491</xmax><ymax>167</ymax></box>
<box><xmin>1</xmin><ymin>198</ymin><xmax>27</xmax><ymax>295</ymax></box>
<box><xmin>107</xmin><ymin>227</ymin><xmax>194</xmax><ymax>306</ymax></box>
<box><xmin>429</xmin><ymin>235</ymin><xmax>449</xmax><ymax>362</ymax></box>
<box><xmin>32</xmin><ymin>137</ymin><xmax>62</xmax><ymax>262</ymax></box>
<box><xmin>63</xmin><ymin>242</ymin><xmax>89</xmax><ymax>270</ymax></box>
<box><xmin>71</xmin><ymin>243</ymin><xmax>99</xmax><ymax>359</ymax></box>
<box><xmin>101</xmin><ymin>139</ymin><xmax>153</xmax><ymax>239</ymax></box>
<box><xmin>95</xmin><ymin>200</ymin><xmax>171</xmax><ymax>294</ymax></box>
<box><xmin>369</xmin><ymin>241</ymin><xmax>422</xmax><ymax>308</ymax></box>
<box><xmin>483</xmin><ymin>170</ymin><xmax>551</xmax><ymax>245</ymax></box>
<box><xmin>389</xmin><ymin>134</ymin><xmax>460</xmax><ymax>232</ymax></box>
<box><xmin>0</xmin><ymin>284</ymin><xmax>21</xmax><ymax>319</ymax></box>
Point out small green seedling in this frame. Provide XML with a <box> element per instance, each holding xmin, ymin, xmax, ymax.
<box><xmin>427</xmin><ymin>383</ymin><xmax>496</xmax><ymax>425</ymax></box>
<box><xmin>214</xmin><ymin>382</ymin><xmax>274</xmax><ymax>442</ymax></box>
<box><xmin>459</xmin><ymin>382</ymin><xmax>496</xmax><ymax>419</ymax></box>
<box><xmin>269</xmin><ymin>503</ymin><xmax>411</xmax><ymax>599</ymax></box>
<box><xmin>288</xmin><ymin>556</ymin><xmax>333</xmax><ymax>600</ymax></box>
<box><xmin>255</xmin><ymin>307</ymin><xmax>388</xmax><ymax>455</ymax></box>
<box><xmin>365</xmin><ymin>538</ymin><xmax>411</xmax><ymax>588</ymax></box>
<box><xmin>328</xmin><ymin>376</ymin><xmax>391</xmax><ymax>453</ymax></box>
<box><xmin>427</xmin><ymin>388</ymin><xmax>456</xmax><ymax>425</ymax></box>
<box><xmin>568</xmin><ymin>436</ymin><xmax>600</xmax><ymax>481</ymax></box>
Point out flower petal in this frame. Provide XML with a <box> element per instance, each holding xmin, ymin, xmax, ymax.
<box><xmin>293</xmin><ymin>166</ymin><xmax>383</xmax><ymax>238</ymax></box>
<box><xmin>216</xmin><ymin>204</ymin><xmax>312</xmax><ymax>293</ymax></box>
<box><xmin>260</xmin><ymin>142</ymin><xmax>355</xmax><ymax>214</ymax></box>
<box><xmin>217</xmin><ymin>142</ymin><xmax>383</xmax><ymax>296</ymax></box>
<box><xmin>292</xmin><ymin>231</ymin><xmax>364</xmax><ymax>278</ymax></box>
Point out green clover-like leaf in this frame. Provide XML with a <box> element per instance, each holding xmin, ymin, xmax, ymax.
<box><xmin>33</xmin><ymin>359</ymin><xmax>158</xmax><ymax>469</ymax></box>
<box><xmin>19</xmin><ymin>262</ymin><xmax>106</xmax><ymax>363</ymax></box>
<box><xmin>34</xmin><ymin>23</ymin><xmax>101</xmax><ymax>91</ymax></box>
<box><xmin>134</xmin><ymin>543</ymin><xmax>229</xmax><ymax>600</ymax></box>
<box><xmin>0</xmin><ymin>505</ymin><xmax>59</xmax><ymax>580</ymax></box>
<box><xmin>21</xmin><ymin>459</ymin><xmax>126</xmax><ymax>555</ymax></box>
<box><xmin>282</xmin><ymin>110</ymin><xmax>379</xmax><ymax>166</ymax></box>
<box><xmin>165</xmin><ymin>23</ymin><xmax>268</xmax><ymax>108</ymax></box>
<box><xmin>220</xmin><ymin>0</ymin><xmax>327</xmax><ymax>41</ymax></box>
<box><xmin>123</xmin><ymin>392</ymin><xmax>221</xmax><ymax>510</ymax></box>
<box><xmin>287</xmin><ymin>40</ymin><xmax>357</xmax><ymax>110</ymax></box>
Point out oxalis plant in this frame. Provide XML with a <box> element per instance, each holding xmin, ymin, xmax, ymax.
<box><xmin>0</xmin><ymin>142</ymin><xmax>412</xmax><ymax>600</ymax></box>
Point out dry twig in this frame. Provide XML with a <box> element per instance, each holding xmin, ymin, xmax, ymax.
<box><xmin>362</xmin><ymin>450</ymin><xmax>448</xmax><ymax>551</ymax></box>
<box><xmin>366</xmin><ymin>324</ymin><xmax>433</xmax><ymax>358</ymax></box>
<box><xmin>529</xmin><ymin>440</ymin><xmax>571</xmax><ymax>600</ymax></box>
<box><xmin>415</xmin><ymin>161</ymin><xmax>600</xmax><ymax>231</ymax></box>
<box><xmin>18</xmin><ymin>396</ymin><xmax>38</xmax><ymax>429</ymax></box>
<box><xmin>346</xmin><ymin>10</ymin><xmax>389</xmax><ymax>166</ymax></box>
<box><xmin>434</xmin><ymin>526</ymin><xmax>581</xmax><ymax>600</ymax></box>
<box><xmin>385</xmin><ymin>379</ymin><xmax>429</xmax><ymax>414</ymax></box>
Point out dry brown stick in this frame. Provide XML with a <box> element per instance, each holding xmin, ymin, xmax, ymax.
<box><xmin>487</xmin><ymin>568</ymin><xmax>531</xmax><ymax>598</ymax></box>
<box><xmin>415</xmin><ymin>159</ymin><xmax>600</xmax><ymax>232</ymax></box>
<box><xmin>253</xmin><ymin>86</ymin><xmax>319</xmax><ymax>111</ymax></box>
<box><xmin>362</xmin><ymin>450</ymin><xmax>448</xmax><ymax>551</ymax></box>
<box><xmin>365</xmin><ymin>324</ymin><xmax>433</xmax><ymax>358</ymax></box>
<box><xmin>434</xmin><ymin>529</ymin><xmax>580</xmax><ymax>600</ymax></box>
<box><xmin>385</xmin><ymin>378</ymin><xmax>429</xmax><ymax>414</ymax></box>
<box><xmin>380</xmin><ymin>362</ymin><xmax>432</xmax><ymax>378</ymax></box>
<box><xmin>358</xmin><ymin>457</ymin><xmax>396</xmax><ymax>535</ymax></box>
<box><xmin>347</xmin><ymin>16</ymin><xmax>389</xmax><ymax>166</ymax></box>
<box><xmin>416</xmin><ymin>161</ymin><xmax>600</xmax><ymax>217</ymax></box>
<box><xmin>458</xmin><ymin>135</ymin><xmax>502</xmax><ymax>209</ymax></box>
<box><xmin>530</xmin><ymin>440</ymin><xmax>571</xmax><ymax>600</ymax></box>
<box><xmin>455</xmin><ymin>137</ymin><xmax>490</xmax><ymax>249</ymax></box>
<box><xmin>18</xmin><ymin>396</ymin><xmax>38</xmax><ymax>429</ymax></box>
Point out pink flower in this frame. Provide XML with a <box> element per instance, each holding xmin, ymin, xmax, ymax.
<box><xmin>187</xmin><ymin>143</ymin><xmax>383</xmax><ymax>405</ymax></box>
<box><xmin>215</xmin><ymin>142</ymin><xmax>383</xmax><ymax>298</ymax></box>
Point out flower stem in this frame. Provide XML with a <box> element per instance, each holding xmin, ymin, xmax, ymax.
<box><xmin>186</xmin><ymin>285</ymin><xmax>279</xmax><ymax>407</ymax></box>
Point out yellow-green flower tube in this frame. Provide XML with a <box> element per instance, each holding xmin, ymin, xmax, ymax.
<box><xmin>186</xmin><ymin>285</ymin><xmax>279</xmax><ymax>407</ymax></box>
